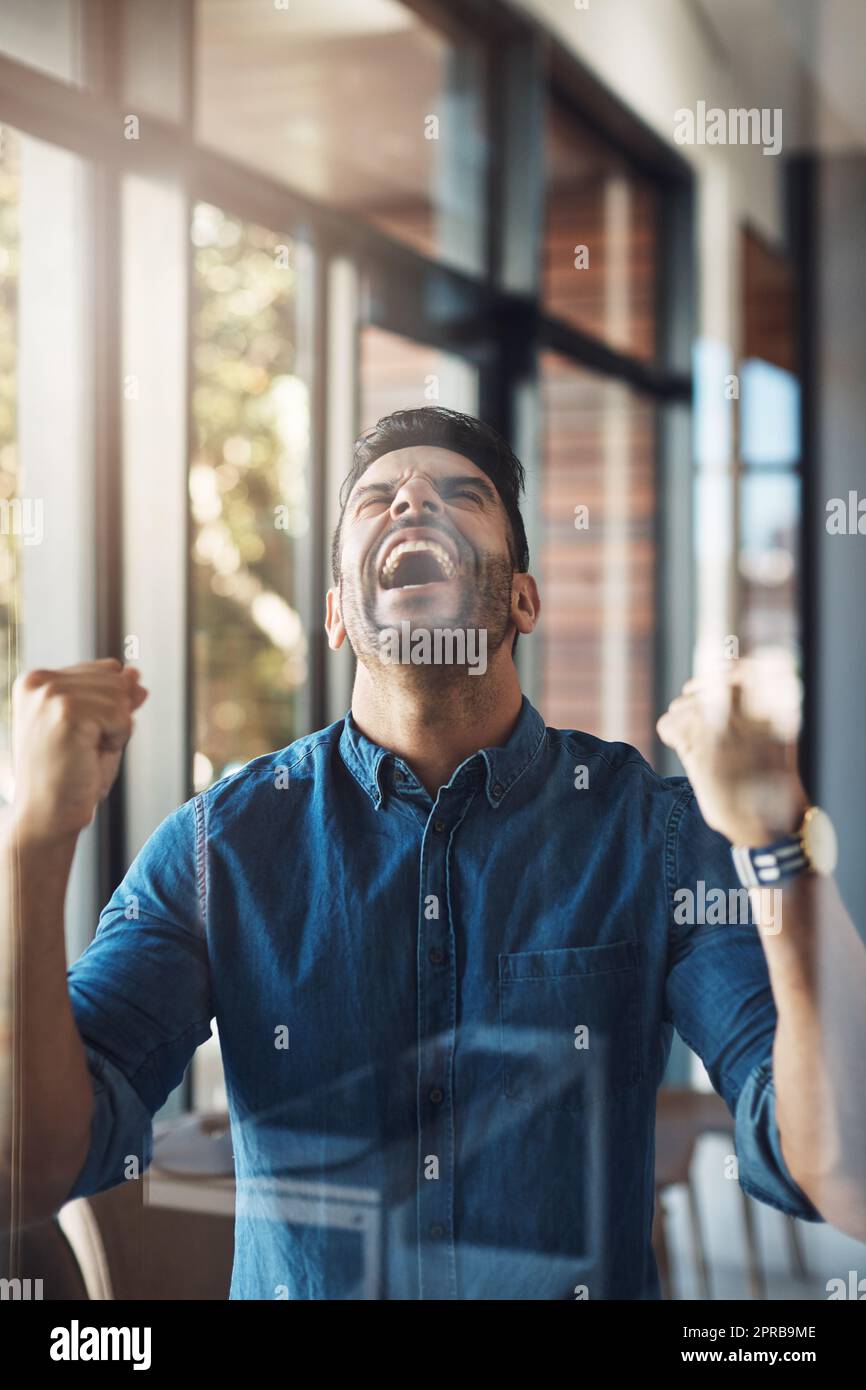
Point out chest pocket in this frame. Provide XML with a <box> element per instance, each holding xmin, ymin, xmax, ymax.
<box><xmin>498</xmin><ymin>940</ymin><xmax>642</xmax><ymax>1112</ymax></box>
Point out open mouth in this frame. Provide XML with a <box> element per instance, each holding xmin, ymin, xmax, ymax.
<box><xmin>378</xmin><ymin>538</ymin><xmax>457</xmax><ymax>590</ymax></box>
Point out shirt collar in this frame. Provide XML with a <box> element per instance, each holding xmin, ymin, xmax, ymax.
<box><xmin>338</xmin><ymin>694</ymin><xmax>547</xmax><ymax>809</ymax></box>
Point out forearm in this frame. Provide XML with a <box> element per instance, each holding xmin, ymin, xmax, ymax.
<box><xmin>756</xmin><ymin>873</ymin><xmax>866</xmax><ymax>1235</ymax></box>
<box><xmin>0</xmin><ymin>811</ymin><xmax>95</xmax><ymax>1226</ymax></box>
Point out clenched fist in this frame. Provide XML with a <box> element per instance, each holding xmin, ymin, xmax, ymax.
<box><xmin>656</xmin><ymin>656</ymin><xmax>808</xmax><ymax>848</ymax></box>
<box><xmin>10</xmin><ymin>658</ymin><xmax>148</xmax><ymax>845</ymax></box>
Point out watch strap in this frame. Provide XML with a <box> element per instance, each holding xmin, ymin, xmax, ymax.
<box><xmin>730</xmin><ymin>833</ymin><xmax>809</xmax><ymax>888</ymax></box>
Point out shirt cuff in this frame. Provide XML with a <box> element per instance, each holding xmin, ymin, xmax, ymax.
<box><xmin>735</xmin><ymin>1058</ymin><xmax>824</xmax><ymax>1222</ymax></box>
<box><xmin>65</xmin><ymin>1043</ymin><xmax>155</xmax><ymax>1205</ymax></box>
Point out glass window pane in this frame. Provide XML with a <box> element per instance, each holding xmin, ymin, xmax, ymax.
<box><xmin>360</xmin><ymin>325</ymin><xmax>478</xmax><ymax>431</ymax></box>
<box><xmin>0</xmin><ymin>0</ymin><xmax>85</xmax><ymax>85</ymax></box>
<box><xmin>543</xmin><ymin>104</ymin><xmax>658</xmax><ymax>362</ymax></box>
<box><xmin>738</xmin><ymin>228</ymin><xmax>801</xmax><ymax>663</ymax></box>
<box><xmin>740</xmin><ymin>359</ymin><xmax>800</xmax><ymax>467</ymax></box>
<box><xmin>742</xmin><ymin>226</ymin><xmax>796</xmax><ymax>372</ymax></box>
<box><xmin>738</xmin><ymin>469</ymin><xmax>801</xmax><ymax>662</ymax></box>
<box><xmin>121</xmin><ymin>0</ymin><xmax>189</xmax><ymax>122</ymax></box>
<box><xmin>538</xmin><ymin>352</ymin><xmax>656</xmax><ymax>757</ymax></box>
<box><xmin>190</xmin><ymin>203</ymin><xmax>313</xmax><ymax>790</ymax></box>
<box><xmin>0</xmin><ymin>125</ymin><xmax>97</xmax><ymax>960</ymax></box>
<box><xmin>195</xmin><ymin>0</ymin><xmax>488</xmax><ymax>275</ymax></box>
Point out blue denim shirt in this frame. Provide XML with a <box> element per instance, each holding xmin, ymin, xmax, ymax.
<box><xmin>66</xmin><ymin>695</ymin><xmax>822</xmax><ymax>1298</ymax></box>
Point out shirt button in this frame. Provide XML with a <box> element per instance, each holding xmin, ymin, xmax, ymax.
<box><xmin>492</xmin><ymin>782</ymin><xmax>504</xmax><ymax>799</ymax></box>
<box><xmin>429</xmin><ymin>1223</ymin><xmax>445</xmax><ymax>1240</ymax></box>
<box><xmin>429</xmin><ymin>947</ymin><xmax>445</xmax><ymax>965</ymax></box>
<box><xmin>429</xmin><ymin>1087</ymin><xmax>444</xmax><ymax>1105</ymax></box>
<box><xmin>433</xmin><ymin>819</ymin><xmax>446</xmax><ymax>833</ymax></box>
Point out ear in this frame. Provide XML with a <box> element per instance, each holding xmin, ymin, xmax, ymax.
<box><xmin>325</xmin><ymin>587</ymin><xmax>347</xmax><ymax>650</ymax></box>
<box><xmin>512</xmin><ymin>573</ymin><xmax>540</xmax><ymax>637</ymax></box>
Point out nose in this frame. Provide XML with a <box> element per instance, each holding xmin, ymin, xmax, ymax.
<box><xmin>390</xmin><ymin>476</ymin><xmax>442</xmax><ymax>522</ymax></box>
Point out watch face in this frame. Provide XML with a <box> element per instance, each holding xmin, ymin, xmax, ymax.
<box><xmin>802</xmin><ymin>807</ymin><xmax>838</xmax><ymax>876</ymax></box>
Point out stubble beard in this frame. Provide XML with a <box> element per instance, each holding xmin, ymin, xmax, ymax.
<box><xmin>339</xmin><ymin>550</ymin><xmax>516</xmax><ymax>691</ymax></box>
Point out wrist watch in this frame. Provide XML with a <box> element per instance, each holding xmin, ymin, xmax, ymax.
<box><xmin>731</xmin><ymin>805</ymin><xmax>838</xmax><ymax>888</ymax></box>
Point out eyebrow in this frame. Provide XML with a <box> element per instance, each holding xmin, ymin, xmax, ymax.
<box><xmin>350</xmin><ymin>474</ymin><xmax>499</xmax><ymax>509</ymax></box>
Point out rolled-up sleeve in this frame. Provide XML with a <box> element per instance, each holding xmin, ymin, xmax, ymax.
<box><xmin>663</xmin><ymin>786</ymin><xmax>824</xmax><ymax>1223</ymax></box>
<box><xmin>65</xmin><ymin>796</ymin><xmax>213</xmax><ymax>1204</ymax></box>
<box><xmin>66</xmin><ymin>1043</ymin><xmax>155</xmax><ymax>1200</ymax></box>
<box><xmin>734</xmin><ymin>1058</ymin><xmax>823</xmax><ymax>1219</ymax></box>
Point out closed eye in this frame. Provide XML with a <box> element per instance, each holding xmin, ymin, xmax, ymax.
<box><xmin>351</xmin><ymin>475</ymin><xmax>494</xmax><ymax>514</ymax></box>
<box><xmin>357</xmin><ymin>488</ymin><xmax>482</xmax><ymax>510</ymax></box>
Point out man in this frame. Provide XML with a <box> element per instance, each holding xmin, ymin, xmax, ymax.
<box><xmin>3</xmin><ymin>407</ymin><xmax>865</xmax><ymax>1299</ymax></box>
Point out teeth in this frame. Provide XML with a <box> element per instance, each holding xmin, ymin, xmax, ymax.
<box><xmin>380</xmin><ymin>539</ymin><xmax>456</xmax><ymax>584</ymax></box>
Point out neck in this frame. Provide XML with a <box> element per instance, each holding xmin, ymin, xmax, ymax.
<box><xmin>350</xmin><ymin>653</ymin><xmax>524</xmax><ymax>798</ymax></box>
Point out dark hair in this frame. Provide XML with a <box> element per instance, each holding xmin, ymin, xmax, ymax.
<box><xmin>330</xmin><ymin>407</ymin><xmax>530</xmax><ymax>654</ymax></box>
